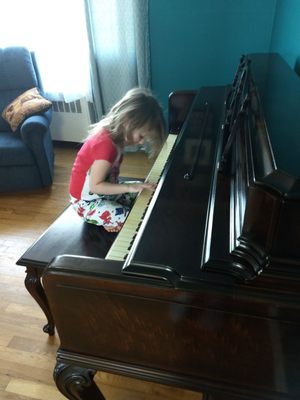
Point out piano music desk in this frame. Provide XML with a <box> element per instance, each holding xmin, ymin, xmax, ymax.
<box><xmin>16</xmin><ymin>205</ymin><xmax>117</xmax><ymax>335</ymax></box>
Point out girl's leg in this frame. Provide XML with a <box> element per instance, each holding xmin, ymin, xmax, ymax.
<box><xmin>71</xmin><ymin>198</ymin><xmax>130</xmax><ymax>232</ymax></box>
<box><xmin>117</xmin><ymin>180</ymin><xmax>140</xmax><ymax>207</ymax></box>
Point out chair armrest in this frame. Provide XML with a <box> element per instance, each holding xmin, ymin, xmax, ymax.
<box><xmin>20</xmin><ymin>110</ymin><xmax>52</xmax><ymax>137</ymax></box>
<box><xmin>20</xmin><ymin>111</ymin><xmax>54</xmax><ymax>186</ymax></box>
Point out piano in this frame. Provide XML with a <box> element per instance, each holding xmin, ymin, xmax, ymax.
<box><xmin>43</xmin><ymin>53</ymin><xmax>300</xmax><ymax>400</ymax></box>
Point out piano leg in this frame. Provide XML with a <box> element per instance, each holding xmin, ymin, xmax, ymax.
<box><xmin>24</xmin><ymin>266</ymin><xmax>55</xmax><ymax>335</ymax></box>
<box><xmin>54</xmin><ymin>362</ymin><xmax>105</xmax><ymax>400</ymax></box>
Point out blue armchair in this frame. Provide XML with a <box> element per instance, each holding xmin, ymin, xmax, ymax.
<box><xmin>0</xmin><ymin>47</ymin><xmax>54</xmax><ymax>192</ymax></box>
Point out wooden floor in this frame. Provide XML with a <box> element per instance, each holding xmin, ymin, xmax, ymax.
<box><xmin>0</xmin><ymin>144</ymin><xmax>201</xmax><ymax>400</ymax></box>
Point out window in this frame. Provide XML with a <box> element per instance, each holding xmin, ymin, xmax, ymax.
<box><xmin>0</xmin><ymin>0</ymin><xmax>91</xmax><ymax>102</ymax></box>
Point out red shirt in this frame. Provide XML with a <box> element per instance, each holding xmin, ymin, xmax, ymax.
<box><xmin>69</xmin><ymin>129</ymin><xmax>121</xmax><ymax>200</ymax></box>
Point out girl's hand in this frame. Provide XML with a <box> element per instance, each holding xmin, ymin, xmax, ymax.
<box><xmin>90</xmin><ymin>160</ymin><xmax>157</xmax><ymax>195</ymax></box>
<box><xmin>127</xmin><ymin>182</ymin><xmax>156</xmax><ymax>193</ymax></box>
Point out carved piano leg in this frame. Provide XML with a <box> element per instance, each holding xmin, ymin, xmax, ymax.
<box><xmin>24</xmin><ymin>266</ymin><xmax>55</xmax><ymax>335</ymax></box>
<box><xmin>54</xmin><ymin>362</ymin><xmax>105</xmax><ymax>400</ymax></box>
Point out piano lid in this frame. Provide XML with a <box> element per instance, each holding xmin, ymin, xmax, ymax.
<box><xmin>123</xmin><ymin>85</ymin><xmax>230</xmax><ymax>284</ymax></box>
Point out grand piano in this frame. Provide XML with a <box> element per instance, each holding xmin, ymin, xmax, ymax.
<box><xmin>42</xmin><ymin>53</ymin><xmax>300</xmax><ymax>400</ymax></box>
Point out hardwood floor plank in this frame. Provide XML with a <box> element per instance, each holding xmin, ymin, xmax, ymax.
<box><xmin>5</xmin><ymin>378</ymin><xmax>65</xmax><ymax>400</ymax></box>
<box><xmin>0</xmin><ymin>346</ymin><xmax>56</xmax><ymax>372</ymax></box>
<box><xmin>95</xmin><ymin>372</ymin><xmax>201</xmax><ymax>400</ymax></box>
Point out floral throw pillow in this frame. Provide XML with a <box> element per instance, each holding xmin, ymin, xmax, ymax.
<box><xmin>2</xmin><ymin>87</ymin><xmax>52</xmax><ymax>132</ymax></box>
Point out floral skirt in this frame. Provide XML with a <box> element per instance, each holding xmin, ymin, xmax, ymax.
<box><xmin>70</xmin><ymin>189</ymin><xmax>138</xmax><ymax>230</ymax></box>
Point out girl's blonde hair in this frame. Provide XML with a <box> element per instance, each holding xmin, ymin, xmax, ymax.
<box><xmin>88</xmin><ymin>87</ymin><xmax>166</xmax><ymax>157</ymax></box>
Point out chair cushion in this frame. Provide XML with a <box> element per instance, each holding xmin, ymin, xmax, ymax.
<box><xmin>2</xmin><ymin>87</ymin><xmax>52</xmax><ymax>132</ymax></box>
<box><xmin>0</xmin><ymin>132</ymin><xmax>35</xmax><ymax>166</ymax></box>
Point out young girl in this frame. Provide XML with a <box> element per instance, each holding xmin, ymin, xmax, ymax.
<box><xmin>69</xmin><ymin>87</ymin><xmax>166</xmax><ymax>233</ymax></box>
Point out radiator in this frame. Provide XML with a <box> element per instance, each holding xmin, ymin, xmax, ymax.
<box><xmin>51</xmin><ymin>98</ymin><xmax>92</xmax><ymax>142</ymax></box>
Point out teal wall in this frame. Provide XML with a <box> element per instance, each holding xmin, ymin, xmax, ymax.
<box><xmin>149</xmin><ymin>0</ymin><xmax>277</xmax><ymax>110</ymax></box>
<box><xmin>270</xmin><ymin>0</ymin><xmax>300</xmax><ymax>74</ymax></box>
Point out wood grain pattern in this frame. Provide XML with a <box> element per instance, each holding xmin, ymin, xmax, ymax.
<box><xmin>0</xmin><ymin>144</ymin><xmax>200</xmax><ymax>400</ymax></box>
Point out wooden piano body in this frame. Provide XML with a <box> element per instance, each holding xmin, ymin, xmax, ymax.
<box><xmin>42</xmin><ymin>53</ymin><xmax>300</xmax><ymax>400</ymax></box>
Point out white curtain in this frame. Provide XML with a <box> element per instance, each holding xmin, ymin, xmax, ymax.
<box><xmin>85</xmin><ymin>0</ymin><xmax>150</xmax><ymax>120</ymax></box>
<box><xmin>0</xmin><ymin>0</ymin><xmax>91</xmax><ymax>102</ymax></box>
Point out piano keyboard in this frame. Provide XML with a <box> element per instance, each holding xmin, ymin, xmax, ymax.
<box><xmin>105</xmin><ymin>133</ymin><xmax>177</xmax><ymax>261</ymax></box>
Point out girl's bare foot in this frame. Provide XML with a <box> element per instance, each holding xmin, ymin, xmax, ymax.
<box><xmin>104</xmin><ymin>225</ymin><xmax>122</xmax><ymax>233</ymax></box>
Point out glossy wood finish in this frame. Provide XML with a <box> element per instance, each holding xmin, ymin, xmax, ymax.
<box><xmin>21</xmin><ymin>53</ymin><xmax>300</xmax><ymax>399</ymax></box>
<box><xmin>17</xmin><ymin>206</ymin><xmax>117</xmax><ymax>334</ymax></box>
<box><xmin>168</xmin><ymin>90</ymin><xmax>197</xmax><ymax>134</ymax></box>
<box><xmin>18</xmin><ymin>206</ymin><xmax>117</xmax><ymax>269</ymax></box>
<box><xmin>125</xmin><ymin>85</ymin><xmax>229</xmax><ymax>280</ymax></box>
<box><xmin>43</xmin><ymin>254</ymin><xmax>300</xmax><ymax>400</ymax></box>
<box><xmin>125</xmin><ymin>53</ymin><xmax>300</xmax><ymax>284</ymax></box>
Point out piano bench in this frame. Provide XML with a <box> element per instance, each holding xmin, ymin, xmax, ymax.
<box><xmin>16</xmin><ymin>204</ymin><xmax>117</xmax><ymax>335</ymax></box>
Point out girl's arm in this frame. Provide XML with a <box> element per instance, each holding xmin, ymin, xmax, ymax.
<box><xmin>89</xmin><ymin>159</ymin><xmax>155</xmax><ymax>195</ymax></box>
